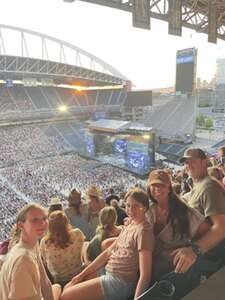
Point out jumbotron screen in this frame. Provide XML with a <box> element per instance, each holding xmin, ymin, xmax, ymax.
<box><xmin>127</xmin><ymin>152</ymin><xmax>150</xmax><ymax>170</ymax></box>
<box><xmin>85</xmin><ymin>133</ymin><xmax>95</xmax><ymax>156</ymax></box>
<box><xmin>83</xmin><ymin>132</ymin><xmax>154</xmax><ymax>175</ymax></box>
<box><xmin>175</xmin><ymin>48</ymin><xmax>197</xmax><ymax>94</ymax></box>
<box><xmin>127</xmin><ymin>141</ymin><xmax>148</xmax><ymax>154</ymax></box>
<box><xmin>113</xmin><ymin>139</ymin><xmax>127</xmax><ymax>154</ymax></box>
<box><xmin>126</xmin><ymin>136</ymin><xmax>151</xmax><ymax>170</ymax></box>
<box><xmin>127</xmin><ymin>135</ymin><xmax>149</xmax><ymax>153</ymax></box>
<box><xmin>124</xmin><ymin>90</ymin><xmax>152</xmax><ymax>107</ymax></box>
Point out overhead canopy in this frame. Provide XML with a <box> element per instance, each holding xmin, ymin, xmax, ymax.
<box><xmin>88</xmin><ymin>119</ymin><xmax>130</xmax><ymax>133</ymax></box>
<box><xmin>75</xmin><ymin>0</ymin><xmax>225</xmax><ymax>43</ymax></box>
<box><xmin>88</xmin><ymin>119</ymin><xmax>153</xmax><ymax>133</ymax></box>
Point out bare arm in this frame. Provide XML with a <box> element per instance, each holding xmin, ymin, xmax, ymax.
<box><xmin>195</xmin><ymin>214</ymin><xmax>225</xmax><ymax>252</ymax></box>
<box><xmin>193</xmin><ymin>221</ymin><xmax>210</xmax><ymax>240</ymax></box>
<box><xmin>68</xmin><ymin>240</ymin><xmax>117</xmax><ymax>286</ymax></box>
<box><xmin>134</xmin><ymin>250</ymin><xmax>152</xmax><ymax>299</ymax></box>
<box><xmin>38</xmin><ymin>256</ymin><xmax>55</xmax><ymax>300</ymax></box>
<box><xmin>101</xmin><ymin>237</ymin><xmax>117</xmax><ymax>252</ymax></box>
<box><xmin>172</xmin><ymin>214</ymin><xmax>225</xmax><ymax>273</ymax></box>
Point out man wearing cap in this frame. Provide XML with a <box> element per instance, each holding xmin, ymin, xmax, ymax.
<box><xmin>217</xmin><ymin>146</ymin><xmax>225</xmax><ymax>176</ymax></box>
<box><xmin>179</xmin><ymin>148</ymin><xmax>225</xmax><ymax>235</ymax></box>
<box><xmin>153</xmin><ymin>148</ymin><xmax>225</xmax><ymax>299</ymax></box>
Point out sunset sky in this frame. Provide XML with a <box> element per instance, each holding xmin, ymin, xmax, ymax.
<box><xmin>1</xmin><ymin>0</ymin><xmax>225</xmax><ymax>89</ymax></box>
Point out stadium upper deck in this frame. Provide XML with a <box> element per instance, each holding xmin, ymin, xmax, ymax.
<box><xmin>0</xmin><ymin>24</ymin><xmax>127</xmax><ymax>87</ymax></box>
<box><xmin>0</xmin><ymin>25</ymin><xmax>128</xmax><ymax>123</ymax></box>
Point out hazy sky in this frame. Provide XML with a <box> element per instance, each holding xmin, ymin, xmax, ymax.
<box><xmin>1</xmin><ymin>0</ymin><xmax>225</xmax><ymax>89</ymax></box>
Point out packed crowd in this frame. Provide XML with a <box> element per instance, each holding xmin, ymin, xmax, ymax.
<box><xmin>0</xmin><ymin>153</ymin><xmax>139</xmax><ymax>241</ymax></box>
<box><xmin>0</xmin><ymin>183</ymin><xmax>27</xmax><ymax>240</ymax></box>
<box><xmin>1</xmin><ymin>137</ymin><xmax>225</xmax><ymax>299</ymax></box>
<box><xmin>0</xmin><ymin>125</ymin><xmax>69</xmax><ymax>166</ymax></box>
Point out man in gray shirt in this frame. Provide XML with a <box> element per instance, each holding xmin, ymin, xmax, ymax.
<box><xmin>161</xmin><ymin>148</ymin><xmax>225</xmax><ymax>299</ymax></box>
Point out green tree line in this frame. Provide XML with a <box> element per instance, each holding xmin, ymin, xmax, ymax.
<box><xmin>196</xmin><ymin>113</ymin><xmax>213</xmax><ymax>129</ymax></box>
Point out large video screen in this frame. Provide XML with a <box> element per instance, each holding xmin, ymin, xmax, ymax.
<box><xmin>175</xmin><ymin>48</ymin><xmax>197</xmax><ymax>94</ymax></box>
<box><xmin>126</xmin><ymin>135</ymin><xmax>151</xmax><ymax>170</ymax></box>
<box><xmin>127</xmin><ymin>135</ymin><xmax>149</xmax><ymax>153</ymax></box>
<box><xmin>83</xmin><ymin>131</ymin><xmax>155</xmax><ymax>175</ymax></box>
<box><xmin>124</xmin><ymin>90</ymin><xmax>152</xmax><ymax>107</ymax></box>
<box><xmin>113</xmin><ymin>139</ymin><xmax>127</xmax><ymax>154</ymax></box>
<box><xmin>84</xmin><ymin>133</ymin><xmax>95</xmax><ymax>156</ymax></box>
<box><xmin>127</xmin><ymin>141</ymin><xmax>149</xmax><ymax>154</ymax></box>
<box><xmin>127</xmin><ymin>152</ymin><xmax>150</xmax><ymax>170</ymax></box>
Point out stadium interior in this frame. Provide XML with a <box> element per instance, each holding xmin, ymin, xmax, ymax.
<box><xmin>1</xmin><ymin>1</ymin><xmax>225</xmax><ymax>298</ymax></box>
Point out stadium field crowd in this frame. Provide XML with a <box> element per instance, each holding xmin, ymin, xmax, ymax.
<box><xmin>1</xmin><ymin>124</ymin><xmax>225</xmax><ymax>300</ymax></box>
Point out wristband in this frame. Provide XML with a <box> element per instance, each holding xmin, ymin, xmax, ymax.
<box><xmin>190</xmin><ymin>243</ymin><xmax>202</xmax><ymax>256</ymax></box>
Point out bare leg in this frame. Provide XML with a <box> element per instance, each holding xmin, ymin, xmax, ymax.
<box><xmin>61</xmin><ymin>277</ymin><xmax>104</xmax><ymax>300</ymax></box>
<box><xmin>52</xmin><ymin>284</ymin><xmax>61</xmax><ymax>300</ymax></box>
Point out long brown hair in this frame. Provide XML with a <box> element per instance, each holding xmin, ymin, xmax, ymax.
<box><xmin>125</xmin><ymin>188</ymin><xmax>149</xmax><ymax>210</ymax></box>
<box><xmin>147</xmin><ymin>186</ymin><xmax>190</xmax><ymax>239</ymax></box>
<box><xmin>168</xmin><ymin>188</ymin><xmax>189</xmax><ymax>239</ymax></box>
<box><xmin>45</xmin><ymin>211</ymin><xmax>73</xmax><ymax>248</ymax></box>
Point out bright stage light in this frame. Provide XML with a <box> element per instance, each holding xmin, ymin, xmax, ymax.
<box><xmin>75</xmin><ymin>86</ymin><xmax>83</xmax><ymax>91</ymax></box>
<box><xmin>58</xmin><ymin>105</ymin><xmax>68</xmax><ymax>112</ymax></box>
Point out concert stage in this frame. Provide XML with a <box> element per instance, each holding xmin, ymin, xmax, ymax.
<box><xmin>82</xmin><ymin>119</ymin><xmax>156</xmax><ymax>176</ymax></box>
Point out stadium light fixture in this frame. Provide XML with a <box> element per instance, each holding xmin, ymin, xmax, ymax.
<box><xmin>58</xmin><ymin>105</ymin><xmax>68</xmax><ymax>112</ymax></box>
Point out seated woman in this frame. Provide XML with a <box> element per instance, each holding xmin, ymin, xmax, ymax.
<box><xmin>40</xmin><ymin>210</ymin><xmax>85</xmax><ymax>287</ymax></box>
<box><xmin>85</xmin><ymin>185</ymin><xmax>105</xmax><ymax>235</ymax></box>
<box><xmin>61</xmin><ymin>188</ymin><xmax>154</xmax><ymax>300</ymax></box>
<box><xmin>86</xmin><ymin>206</ymin><xmax>122</xmax><ymax>262</ymax></box>
<box><xmin>0</xmin><ymin>203</ymin><xmax>61</xmax><ymax>300</ymax></box>
<box><xmin>146</xmin><ymin>169</ymin><xmax>210</xmax><ymax>298</ymax></box>
<box><xmin>65</xmin><ymin>188</ymin><xmax>93</xmax><ymax>240</ymax></box>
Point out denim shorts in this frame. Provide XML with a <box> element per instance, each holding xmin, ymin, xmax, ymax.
<box><xmin>100</xmin><ymin>272</ymin><xmax>136</xmax><ymax>300</ymax></box>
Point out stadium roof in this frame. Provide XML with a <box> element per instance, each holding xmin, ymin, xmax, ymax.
<box><xmin>88</xmin><ymin>119</ymin><xmax>130</xmax><ymax>132</ymax></box>
<box><xmin>0</xmin><ymin>24</ymin><xmax>127</xmax><ymax>86</ymax></box>
<box><xmin>0</xmin><ymin>55</ymin><xmax>124</xmax><ymax>86</ymax></box>
<box><xmin>72</xmin><ymin>0</ymin><xmax>225</xmax><ymax>43</ymax></box>
<box><xmin>88</xmin><ymin>119</ymin><xmax>153</xmax><ymax>133</ymax></box>
<box><xmin>125</xmin><ymin>123</ymin><xmax>153</xmax><ymax>132</ymax></box>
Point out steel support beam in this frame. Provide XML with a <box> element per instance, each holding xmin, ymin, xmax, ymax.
<box><xmin>132</xmin><ymin>0</ymin><xmax>150</xmax><ymax>30</ymax></box>
<box><xmin>74</xmin><ymin>0</ymin><xmax>225</xmax><ymax>43</ymax></box>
